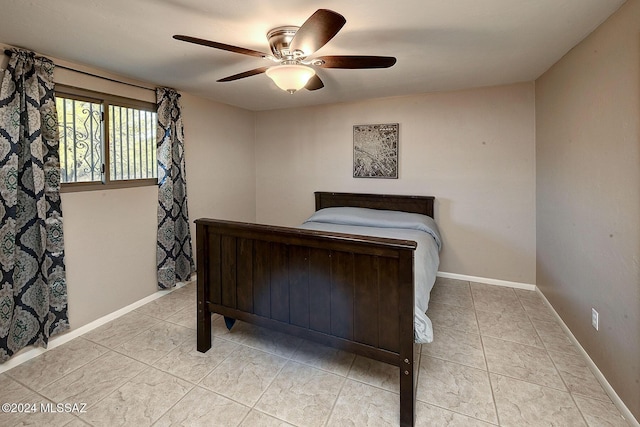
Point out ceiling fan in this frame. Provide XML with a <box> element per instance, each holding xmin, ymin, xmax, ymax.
<box><xmin>173</xmin><ymin>9</ymin><xmax>396</xmax><ymax>94</ymax></box>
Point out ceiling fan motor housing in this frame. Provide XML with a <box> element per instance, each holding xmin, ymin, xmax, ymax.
<box><xmin>267</xmin><ymin>26</ymin><xmax>301</xmax><ymax>60</ymax></box>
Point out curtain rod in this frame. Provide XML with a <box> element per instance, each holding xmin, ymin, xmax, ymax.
<box><xmin>3</xmin><ymin>49</ymin><xmax>156</xmax><ymax>92</ymax></box>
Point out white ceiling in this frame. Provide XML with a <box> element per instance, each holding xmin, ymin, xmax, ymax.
<box><xmin>0</xmin><ymin>0</ymin><xmax>626</xmax><ymax>111</ymax></box>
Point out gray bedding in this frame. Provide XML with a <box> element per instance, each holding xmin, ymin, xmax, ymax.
<box><xmin>299</xmin><ymin>207</ymin><xmax>441</xmax><ymax>343</ymax></box>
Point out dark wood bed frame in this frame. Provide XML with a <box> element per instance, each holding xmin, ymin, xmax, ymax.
<box><xmin>195</xmin><ymin>192</ymin><xmax>435</xmax><ymax>427</ymax></box>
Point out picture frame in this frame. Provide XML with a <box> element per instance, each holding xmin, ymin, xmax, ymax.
<box><xmin>353</xmin><ymin>123</ymin><xmax>398</xmax><ymax>178</ymax></box>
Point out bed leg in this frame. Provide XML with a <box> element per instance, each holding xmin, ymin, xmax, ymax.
<box><xmin>196</xmin><ymin>280</ymin><xmax>211</xmax><ymax>353</ymax></box>
<box><xmin>398</xmin><ymin>250</ymin><xmax>417</xmax><ymax>427</ymax></box>
<box><xmin>197</xmin><ymin>301</ymin><xmax>211</xmax><ymax>353</ymax></box>
<box><xmin>399</xmin><ymin>356</ymin><xmax>416</xmax><ymax>427</ymax></box>
<box><xmin>196</xmin><ymin>222</ymin><xmax>212</xmax><ymax>353</ymax></box>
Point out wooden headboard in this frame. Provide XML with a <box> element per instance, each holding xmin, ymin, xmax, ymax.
<box><xmin>315</xmin><ymin>191</ymin><xmax>435</xmax><ymax>218</ymax></box>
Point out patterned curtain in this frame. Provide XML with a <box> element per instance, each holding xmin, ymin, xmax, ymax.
<box><xmin>0</xmin><ymin>48</ymin><xmax>68</xmax><ymax>362</ymax></box>
<box><xmin>156</xmin><ymin>88</ymin><xmax>194</xmax><ymax>289</ymax></box>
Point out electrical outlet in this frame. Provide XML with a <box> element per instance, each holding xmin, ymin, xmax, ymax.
<box><xmin>591</xmin><ymin>308</ymin><xmax>599</xmax><ymax>331</ymax></box>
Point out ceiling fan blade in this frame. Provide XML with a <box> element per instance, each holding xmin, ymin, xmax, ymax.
<box><xmin>290</xmin><ymin>9</ymin><xmax>346</xmax><ymax>56</ymax></box>
<box><xmin>305</xmin><ymin>74</ymin><xmax>324</xmax><ymax>91</ymax></box>
<box><xmin>217</xmin><ymin>67</ymin><xmax>269</xmax><ymax>82</ymax></box>
<box><xmin>173</xmin><ymin>35</ymin><xmax>267</xmax><ymax>58</ymax></box>
<box><xmin>315</xmin><ymin>55</ymin><xmax>397</xmax><ymax>69</ymax></box>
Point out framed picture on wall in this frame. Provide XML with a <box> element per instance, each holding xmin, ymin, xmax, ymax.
<box><xmin>353</xmin><ymin>123</ymin><xmax>398</xmax><ymax>178</ymax></box>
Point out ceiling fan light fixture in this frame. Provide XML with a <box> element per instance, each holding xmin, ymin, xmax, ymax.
<box><xmin>266</xmin><ymin>64</ymin><xmax>315</xmax><ymax>94</ymax></box>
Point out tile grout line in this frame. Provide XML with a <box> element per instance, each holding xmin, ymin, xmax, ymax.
<box><xmin>5</xmin><ymin>290</ymin><xmax>203</xmax><ymax>425</ymax></box>
<box><xmin>0</xmin><ymin>281</ymin><xmax>195</xmax><ymax>375</ymax></box>
<box><xmin>423</xmin><ymin>279</ymin><xmax>500</xmax><ymax>425</ymax></box>
<box><xmin>27</xmin><ymin>350</ymin><xmax>140</xmax><ymax>426</ymax></box>
<box><xmin>426</xmin><ymin>311</ymin><xmax>617</xmax><ymax>403</ymax></box>
<box><xmin>470</xmin><ymin>283</ymin><xmax>619</xmax><ymax>423</ymax></box>
<box><xmin>321</xmin><ymin>372</ymin><xmax>349</xmax><ymax>427</ymax></box>
<box><xmin>3</xmin><ymin>337</ymin><xmax>112</xmax><ymax>395</ymax></box>
<box><xmin>6</xmin><ymin>348</ymin><xmax>116</xmax><ymax>402</ymax></box>
<box><xmin>79</xmin><ymin>327</ymin><xmax>241</xmax><ymax>426</ymax></box>
<box><xmin>480</xmin><ymin>286</ymin><xmax>597</xmax><ymax>424</ymax></box>
<box><xmin>134</xmin><ymin>365</ymin><xmax>199</xmax><ymax>426</ymax></box>
<box><xmin>513</xmin><ymin>291</ymin><xmax>591</xmax><ymax>426</ymax></box>
<box><xmin>470</xmin><ymin>281</ymin><xmax>503</xmax><ymax>427</ymax></box>
<box><xmin>323</xmin><ymin>344</ymin><xmax>360</xmax><ymax>427</ymax></box>
<box><xmin>4</xmin><ymin>374</ymin><xmax>92</xmax><ymax>426</ymax></box>
<box><xmin>213</xmin><ymin>327</ymin><xmax>303</xmax><ymax>425</ymax></box>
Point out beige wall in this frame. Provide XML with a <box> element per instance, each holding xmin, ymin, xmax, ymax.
<box><xmin>181</xmin><ymin>92</ymin><xmax>256</xmax><ymax>234</ymax></box>
<box><xmin>1</xmin><ymin>44</ymin><xmax>257</xmax><ymax>330</ymax></box>
<box><xmin>254</xmin><ymin>83</ymin><xmax>537</xmax><ymax>285</ymax></box>
<box><xmin>62</xmin><ymin>187</ymin><xmax>158</xmax><ymax>327</ymax></box>
<box><xmin>535</xmin><ymin>0</ymin><xmax>640</xmax><ymax>420</ymax></box>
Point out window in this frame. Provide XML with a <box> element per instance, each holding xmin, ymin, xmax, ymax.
<box><xmin>55</xmin><ymin>85</ymin><xmax>157</xmax><ymax>191</ymax></box>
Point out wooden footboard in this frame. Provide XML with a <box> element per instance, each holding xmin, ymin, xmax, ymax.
<box><xmin>195</xmin><ymin>219</ymin><xmax>419</xmax><ymax>426</ymax></box>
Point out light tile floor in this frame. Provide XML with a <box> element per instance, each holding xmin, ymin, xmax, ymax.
<box><xmin>0</xmin><ymin>278</ymin><xmax>633</xmax><ymax>426</ymax></box>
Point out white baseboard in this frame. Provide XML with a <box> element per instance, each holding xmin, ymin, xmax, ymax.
<box><xmin>0</xmin><ymin>280</ymin><xmax>191</xmax><ymax>375</ymax></box>
<box><xmin>535</xmin><ymin>289</ymin><xmax>639</xmax><ymax>427</ymax></box>
<box><xmin>436</xmin><ymin>271</ymin><xmax>536</xmax><ymax>291</ymax></box>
